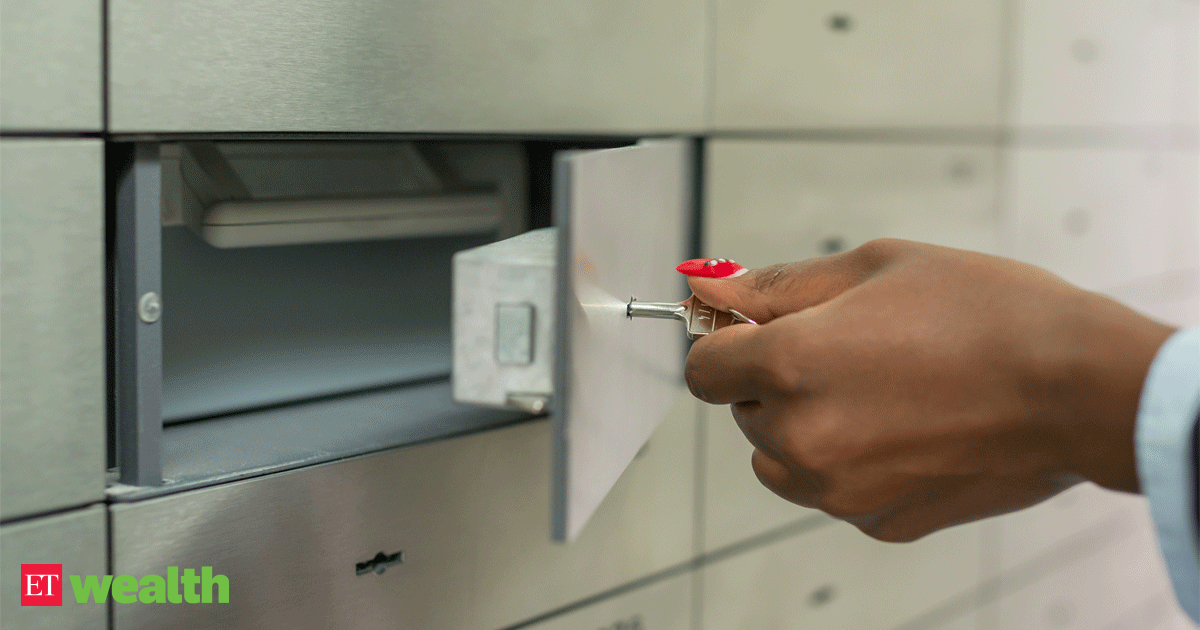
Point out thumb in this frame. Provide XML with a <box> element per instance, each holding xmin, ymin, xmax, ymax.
<box><xmin>679</xmin><ymin>254</ymin><xmax>880</xmax><ymax>324</ymax></box>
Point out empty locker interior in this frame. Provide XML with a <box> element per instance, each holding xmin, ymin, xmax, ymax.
<box><xmin>1</xmin><ymin>0</ymin><xmax>1196</xmax><ymax>628</ymax></box>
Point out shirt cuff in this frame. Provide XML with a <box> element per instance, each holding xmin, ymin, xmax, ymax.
<box><xmin>1136</xmin><ymin>326</ymin><xmax>1200</xmax><ymax>623</ymax></box>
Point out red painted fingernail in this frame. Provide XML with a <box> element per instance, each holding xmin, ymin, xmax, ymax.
<box><xmin>676</xmin><ymin>258</ymin><xmax>747</xmax><ymax>278</ymax></box>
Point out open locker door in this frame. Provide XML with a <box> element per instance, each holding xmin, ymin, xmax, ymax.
<box><xmin>552</xmin><ymin>139</ymin><xmax>693</xmax><ymax>540</ymax></box>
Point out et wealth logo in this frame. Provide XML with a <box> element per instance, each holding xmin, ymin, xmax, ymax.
<box><xmin>20</xmin><ymin>564</ymin><xmax>63</xmax><ymax>606</ymax></box>
<box><xmin>18</xmin><ymin>564</ymin><xmax>229</xmax><ymax>605</ymax></box>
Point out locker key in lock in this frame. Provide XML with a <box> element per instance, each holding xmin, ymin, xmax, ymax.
<box><xmin>626</xmin><ymin>294</ymin><xmax>756</xmax><ymax>339</ymax></box>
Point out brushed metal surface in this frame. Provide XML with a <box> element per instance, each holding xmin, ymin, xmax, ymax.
<box><xmin>701</xmin><ymin>520</ymin><xmax>982</xmax><ymax>630</ymax></box>
<box><xmin>553</xmin><ymin>140</ymin><xmax>691</xmax><ymax>540</ymax></box>
<box><xmin>111</xmin><ymin>390</ymin><xmax>697</xmax><ymax>630</ymax></box>
<box><xmin>985</xmin><ymin>509</ymin><xmax>1177</xmax><ymax>630</ymax></box>
<box><xmin>1003</xmin><ymin>147</ymin><xmax>1199</xmax><ymax>294</ymax></box>
<box><xmin>0</xmin><ymin>0</ymin><xmax>101</xmax><ymax>130</ymax></box>
<box><xmin>711</xmin><ymin>0</ymin><xmax>1004</xmax><ymax>130</ymax></box>
<box><xmin>108</xmin><ymin>0</ymin><xmax>706</xmax><ymax>133</ymax></box>
<box><xmin>522</xmin><ymin>572</ymin><xmax>692</xmax><ymax>630</ymax></box>
<box><xmin>1012</xmin><ymin>0</ymin><xmax>1198</xmax><ymax>129</ymax></box>
<box><xmin>0</xmin><ymin>505</ymin><xmax>107</xmax><ymax>630</ymax></box>
<box><xmin>453</xmin><ymin>228</ymin><xmax>557</xmax><ymax>409</ymax></box>
<box><xmin>1</xmin><ymin>140</ymin><xmax>106</xmax><ymax>520</ymax></box>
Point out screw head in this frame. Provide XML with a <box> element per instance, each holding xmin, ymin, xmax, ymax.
<box><xmin>138</xmin><ymin>292</ymin><xmax>162</xmax><ymax>323</ymax></box>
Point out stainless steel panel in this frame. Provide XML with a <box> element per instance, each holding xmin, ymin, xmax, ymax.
<box><xmin>984</xmin><ymin>509</ymin><xmax>1177</xmax><ymax>630</ymax></box>
<box><xmin>711</xmin><ymin>0</ymin><xmax>1004</xmax><ymax>129</ymax></box>
<box><xmin>112</xmin><ymin>390</ymin><xmax>697</xmax><ymax>630</ymax></box>
<box><xmin>701</xmin><ymin>140</ymin><xmax>1001</xmax><ymax>552</ymax></box>
<box><xmin>0</xmin><ymin>0</ymin><xmax>101</xmax><ymax>130</ymax></box>
<box><xmin>108</xmin><ymin>0</ymin><xmax>706</xmax><ymax>133</ymax></box>
<box><xmin>0</xmin><ymin>505</ymin><xmax>107</xmax><ymax>630</ymax></box>
<box><xmin>1002</xmin><ymin>147</ymin><xmax>1199</xmax><ymax>294</ymax></box>
<box><xmin>453</xmin><ymin>228</ymin><xmax>557</xmax><ymax>410</ymax></box>
<box><xmin>988</xmin><ymin>483</ymin><xmax>1144</xmax><ymax>576</ymax></box>
<box><xmin>524</xmin><ymin>573</ymin><xmax>692</xmax><ymax>630</ymax></box>
<box><xmin>1012</xmin><ymin>0</ymin><xmax>1198</xmax><ymax>129</ymax></box>
<box><xmin>701</xmin><ymin>521</ymin><xmax>982</xmax><ymax>630</ymax></box>
<box><xmin>553</xmin><ymin>140</ymin><xmax>691</xmax><ymax>540</ymax></box>
<box><xmin>1</xmin><ymin>140</ymin><xmax>106</xmax><ymax>519</ymax></box>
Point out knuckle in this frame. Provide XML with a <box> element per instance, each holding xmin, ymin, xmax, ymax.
<box><xmin>754</xmin><ymin>329</ymin><xmax>806</xmax><ymax>394</ymax></box>
<box><xmin>818</xmin><ymin>488</ymin><xmax>877</xmax><ymax>520</ymax></box>
<box><xmin>848</xmin><ymin>238</ymin><xmax>904</xmax><ymax>268</ymax></box>
<box><xmin>861</xmin><ymin>521</ymin><xmax>926</xmax><ymax>544</ymax></box>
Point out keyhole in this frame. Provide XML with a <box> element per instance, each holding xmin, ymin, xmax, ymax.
<box><xmin>821</xmin><ymin>236</ymin><xmax>846</xmax><ymax>254</ymax></box>
<box><xmin>828</xmin><ymin>13</ymin><xmax>852</xmax><ymax>32</ymax></box>
<box><xmin>1063</xmin><ymin>208</ymin><xmax>1090</xmax><ymax>237</ymax></box>
<box><xmin>808</xmin><ymin>584</ymin><xmax>837</xmax><ymax>607</ymax></box>
<box><xmin>1071</xmin><ymin>38</ymin><xmax>1099</xmax><ymax>64</ymax></box>
<box><xmin>948</xmin><ymin>157</ymin><xmax>975</xmax><ymax>182</ymax></box>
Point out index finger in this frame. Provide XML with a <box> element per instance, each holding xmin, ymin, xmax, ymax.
<box><xmin>684</xmin><ymin>321</ymin><xmax>768</xmax><ymax>404</ymax></box>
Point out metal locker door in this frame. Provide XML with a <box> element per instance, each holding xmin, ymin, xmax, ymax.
<box><xmin>551</xmin><ymin>139</ymin><xmax>694</xmax><ymax>541</ymax></box>
<box><xmin>453</xmin><ymin>139</ymin><xmax>694</xmax><ymax>540</ymax></box>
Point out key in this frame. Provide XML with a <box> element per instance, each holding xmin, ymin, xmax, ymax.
<box><xmin>626</xmin><ymin>295</ymin><xmax>756</xmax><ymax>339</ymax></box>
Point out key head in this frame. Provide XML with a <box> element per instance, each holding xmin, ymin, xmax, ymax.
<box><xmin>682</xmin><ymin>295</ymin><xmax>738</xmax><ymax>339</ymax></box>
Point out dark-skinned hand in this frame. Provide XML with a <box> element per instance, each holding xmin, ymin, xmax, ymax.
<box><xmin>684</xmin><ymin>239</ymin><xmax>1175</xmax><ymax>542</ymax></box>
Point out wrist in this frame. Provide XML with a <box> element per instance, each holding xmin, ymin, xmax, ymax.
<box><xmin>1055</xmin><ymin>292</ymin><xmax>1176</xmax><ymax>492</ymax></box>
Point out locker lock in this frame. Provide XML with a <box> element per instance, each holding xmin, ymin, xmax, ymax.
<box><xmin>355</xmin><ymin>550</ymin><xmax>404</xmax><ymax>576</ymax></box>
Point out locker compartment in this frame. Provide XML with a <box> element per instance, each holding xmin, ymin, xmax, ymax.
<box><xmin>521</xmin><ymin>573</ymin><xmax>692</xmax><ymax>630</ymax></box>
<box><xmin>701</xmin><ymin>139</ymin><xmax>1002</xmax><ymax>551</ymax></box>
<box><xmin>1003</xmin><ymin>147</ymin><xmax>1199</xmax><ymax>293</ymax></box>
<box><xmin>1010</xmin><ymin>0</ymin><xmax>1198</xmax><ymax>129</ymax></box>
<box><xmin>0</xmin><ymin>0</ymin><xmax>101</xmax><ymax>130</ymax></box>
<box><xmin>1</xmin><ymin>140</ymin><xmax>106</xmax><ymax>520</ymax></box>
<box><xmin>711</xmin><ymin>0</ymin><xmax>1004</xmax><ymax>129</ymax></box>
<box><xmin>700</xmin><ymin>519</ymin><xmax>982</xmax><ymax>630</ymax></box>
<box><xmin>111</xmin><ymin>391</ymin><xmax>696</xmax><ymax>630</ymax></box>
<box><xmin>0</xmin><ymin>505</ymin><xmax>107</xmax><ymax>630</ymax></box>
<box><xmin>984</xmin><ymin>505</ymin><xmax>1185</xmax><ymax>630</ymax></box>
<box><xmin>110</xmin><ymin>138</ymin><xmax>694</xmax><ymax>544</ymax></box>
<box><xmin>108</xmin><ymin>0</ymin><xmax>706</xmax><ymax>134</ymax></box>
<box><xmin>987</xmin><ymin>482</ymin><xmax>1145</xmax><ymax>577</ymax></box>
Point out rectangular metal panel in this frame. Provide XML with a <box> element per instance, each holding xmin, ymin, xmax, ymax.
<box><xmin>115</xmin><ymin>145</ymin><xmax>164</xmax><ymax>486</ymax></box>
<box><xmin>453</xmin><ymin>228</ymin><xmax>557</xmax><ymax>410</ymax></box>
<box><xmin>108</xmin><ymin>0</ymin><xmax>706</xmax><ymax>133</ymax></box>
<box><xmin>701</xmin><ymin>521</ymin><xmax>982</xmax><ymax>629</ymax></box>
<box><xmin>711</xmin><ymin>0</ymin><xmax>1004</xmax><ymax>129</ymax></box>
<box><xmin>1003</xmin><ymin>147</ymin><xmax>1199</xmax><ymax>293</ymax></box>
<box><xmin>701</xmin><ymin>140</ymin><xmax>1001</xmax><ymax>551</ymax></box>
<box><xmin>111</xmin><ymin>391</ymin><xmax>697</xmax><ymax>630</ymax></box>
<box><xmin>0</xmin><ymin>0</ymin><xmax>101</xmax><ymax>130</ymax></box>
<box><xmin>523</xmin><ymin>573</ymin><xmax>692</xmax><ymax>630</ymax></box>
<box><xmin>553</xmin><ymin>140</ymin><xmax>691</xmax><ymax>540</ymax></box>
<box><xmin>984</xmin><ymin>509</ymin><xmax>1176</xmax><ymax>629</ymax></box>
<box><xmin>988</xmin><ymin>483</ymin><xmax>1144</xmax><ymax>576</ymax></box>
<box><xmin>0</xmin><ymin>140</ymin><xmax>106</xmax><ymax>519</ymax></box>
<box><xmin>1012</xmin><ymin>0</ymin><xmax>1198</xmax><ymax>128</ymax></box>
<box><xmin>0</xmin><ymin>505</ymin><xmax>107</xmax><ymax>630</ymax></box>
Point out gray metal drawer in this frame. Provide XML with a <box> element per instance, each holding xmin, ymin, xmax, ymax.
<box><xmin>0</xmin><ymin>0</ymin><xmax>101</xmax><ymax>130</ymax></box>
<box><xmin>108</xmin><ymin>0</ymin><xmax>706</xmax><ymax>133</ymax></box>
<box><xmin>0</xmin><ymin>505</ymin><xmax>107</xmax><ymax>630</ymax></box>
<box><xmin>111</xmin><ymin>390</ymin><xmax>698</xmax><ymax>630</ymax></box>
<box><xmin>524</xmin><ymin>573</ymin><xmax>692</xmax><ymax>630</ymax></box>
<box><xmin>700</xmin><ymin>520</ymin><xmax>982</xmax><ymax>630</ymax></box>
<box><xmin>1</xmin><ymin>140</ymin><xmax>106</xmax><ymax>520</ymax></box>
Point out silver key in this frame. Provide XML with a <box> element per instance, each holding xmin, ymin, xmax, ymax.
<box><xmin>626</xmin><ymin>295</ymin><xmax>756</xmax><ymax>339</ymax></box>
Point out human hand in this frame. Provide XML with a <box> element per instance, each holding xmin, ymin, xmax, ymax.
<box><xmin>682</xmin><ymin>239</ymin><xmax>1175</xmax><ymax>542</ymax></box>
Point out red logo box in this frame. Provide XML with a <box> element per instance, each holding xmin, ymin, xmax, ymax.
<box><xmin>20</xmin><ymin>564</ymin><xmax>63</xmax><ymax>606</ymax></box>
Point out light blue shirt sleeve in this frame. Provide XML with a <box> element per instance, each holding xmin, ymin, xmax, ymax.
<box><xmin>1136</xmin><ymin>326</ymin><xmax>1200</xmax><ymax>623</ymax></box>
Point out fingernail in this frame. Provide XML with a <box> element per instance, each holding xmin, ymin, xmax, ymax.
<box><xmin>676</xmin><ymin>258</ymin><xmax>747</xmax><ymax>278</ymax></box>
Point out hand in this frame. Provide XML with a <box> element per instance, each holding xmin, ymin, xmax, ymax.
<box><xmin>684</xmin><ymin>239</ymin><xmax>1176</xmax><ymax>542</ymax></box>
